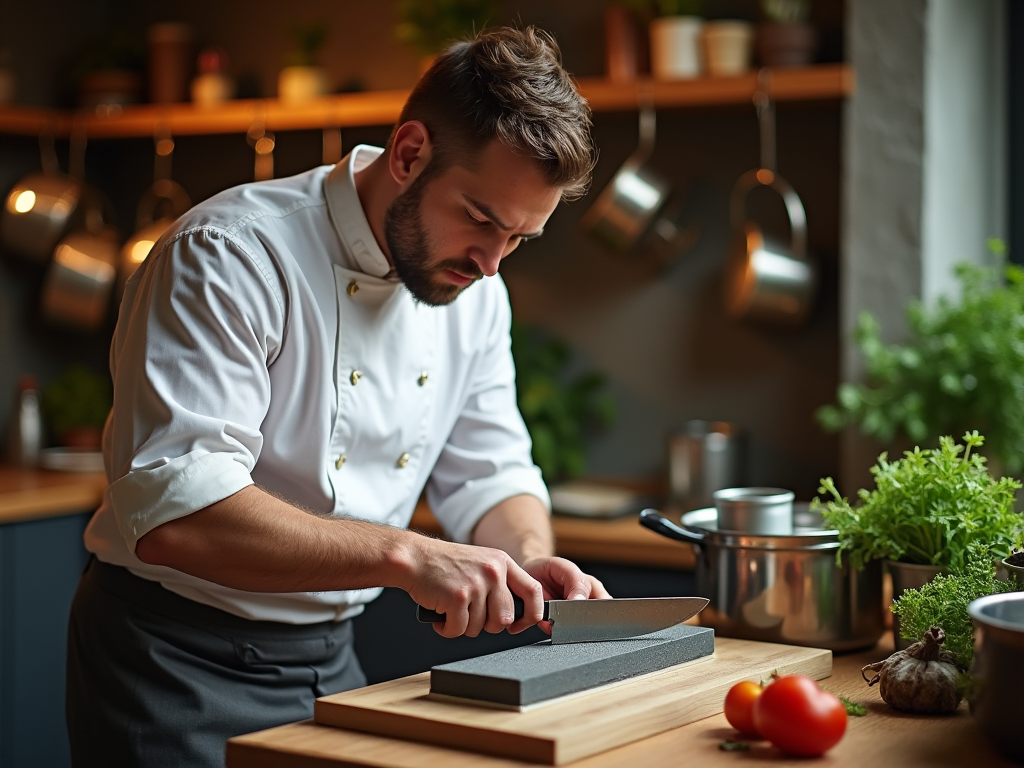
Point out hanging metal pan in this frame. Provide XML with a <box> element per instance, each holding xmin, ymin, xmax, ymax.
<box><xmin>723</xmin><ymin>70</ymin><xmax>817</xmax><ymax>328</ymax></box>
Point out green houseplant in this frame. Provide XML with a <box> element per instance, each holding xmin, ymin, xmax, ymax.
<box><xmin>817</xmin><ymin>242</ymin><xmax>1024</xmax><ymax>476</ymax></box>
<box><xmin>510</xmin><ymin>322</ymin><xmax>616</xmax><ymax>482</ymax></box>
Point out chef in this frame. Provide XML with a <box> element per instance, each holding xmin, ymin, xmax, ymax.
<box><xmin>65</xmin><ymin>25</ymin><xmax>609</xmax><ymax>768</ymax></box>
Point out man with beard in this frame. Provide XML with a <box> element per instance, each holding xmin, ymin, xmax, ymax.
<box><xmin>65</xmin><ymin>25</ymin><xmax>607</xmax><ymax>768</ymax></box>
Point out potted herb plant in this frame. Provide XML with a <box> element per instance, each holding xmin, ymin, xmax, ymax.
<box><xmin>395</xmin><ymin>0</ymin><xmax>498</xmax><ymax>73</ymax></box>
<box><xmin>813</xmin><ymin>431</ymin><xmax>1024</xmax><ymax>649</ymax></box>
<box><xmin>817</xmin><ymin>242</ymin><xmax>1024</xmax><ymax>478</ymax></box>
<box><xmin>757</xmin><ymin>0</ymin><xmax>817</xmax><ymax>67</ymax></box>
<box><xmin>277</xmin><ymin>21</ymin><xmax>329</xmax><ymax>104</ymax></box>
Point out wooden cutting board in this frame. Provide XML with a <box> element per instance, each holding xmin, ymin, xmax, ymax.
<box><xmin>315</xmin><ymin>638</ymin><xmax>831</xmax><ymax>765</ymax></box>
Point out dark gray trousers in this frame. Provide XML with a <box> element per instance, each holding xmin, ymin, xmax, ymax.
<box><xmin>66</xmin><ymin>558</ymin><xmax>366</xmax><ymax>768</ymax></box>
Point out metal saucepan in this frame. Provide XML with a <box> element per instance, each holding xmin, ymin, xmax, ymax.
<box><xmin>41</xmin><ymin>227</ymin><xmax>119</xmax><ymax>331</ymax></box>
<box><xmin>640</xmin><ymin>506</ymin><xmax>884</xmax><ymax>651</ymax></box>
<box><xmin>119</xmin><ymin>132</ymin><xmax>192</xmax><ymax>296</ymax></box>
<box><xmin>581</xmin><ymin>99</ymin><xmax>698</xmax><ymax>262</ymax></box>
<box><xmin>1</xmin><ymin>133</ymin><xmax>87</xmax><ymax>262</ymax></box>
<box><xmin>723</xmin><ymin>70</ymin><xmax>816</xmax><ymax>327</ymax></box>
<box><xmin>582</xmin><ymin>103</ymin><xmax>668</xmax><ymax>252</ymax></box>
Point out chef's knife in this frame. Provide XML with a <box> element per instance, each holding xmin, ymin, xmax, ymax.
<box><xmin>416</xmin><ymin>596</ymin><xmax>708</xmax><ymax>644</ymax></box>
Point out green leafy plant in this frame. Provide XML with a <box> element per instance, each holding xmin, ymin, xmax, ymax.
<box><xmin>891</xmin><ymin>549</ymin><xmax>1022</xmax><ymax>668</ymax></box>
<box><xmin>813</xmin><ymin>432</ymin><xmax>1024</xmax><ymax>572</ymax></box>
<box><xmin>395</xmin><ymin>0</ymin><xmax>499</xmax><ymax>58</ymax></box>
<box><xmin>817</xmin><ymin>241</ymin><xmax>1024</xmax><ymax>475</ymax></box>
<box><xmin>511</xmin><ymin>322</ymin><xmax>616</xmax><ymax>482</ymax></box>
<box><xmin>41</xmin><ymin>365</ymin><xmax>112</xmax><ymax>443</ymax></box>
<box><xmin>761</xmin><ymin>0</ymin><xmax>811</xmax><ymax>23</ymax></box>
<box><xmin>284</xmin><ymin>21</ymin><xmax>329</xmax><ymax>67</ymax></box>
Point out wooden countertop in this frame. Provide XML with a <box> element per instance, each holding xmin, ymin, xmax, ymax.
<box><xmin>226</xmin><ymin>638</ymin><xmax>1013</xmax><ymax>768</ymax></box>
<box><xmin>0</xmin><ymin>465</ymin><xmax>690</xmax><ymax>569</ymax></box>
<box><xmin>0</xmin><ymin>465</ymin><xmax>106</xmax><ymax>524</ymax></box>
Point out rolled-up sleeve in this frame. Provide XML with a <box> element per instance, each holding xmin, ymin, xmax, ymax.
<box><xmin>107</xmin><ymin>227</ymin><xmax>284</xmax><ymax>551</ymax></box>
<box><xmin>426</xmin><ymin>283</ymin><xmax>550</xmax><ymax>544</ymax></box>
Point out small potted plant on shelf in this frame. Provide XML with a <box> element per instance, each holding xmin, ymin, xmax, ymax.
<box><xmin>757</xmin><ymin>0</ymin><xmax>817</xmax><ymax>67</ymax></box>
<box><xmin>817</xmin><ymin>241</ymin><xmax>1024</xmax><ymax>479</ymax></box>
<box><xmin>395</xmin><ymin>0</ymin><xmax>498</xmax><ymax>74</ymax></box>
<box><xmin>277</xmin><ymin>20</ymin><xmax>330</xmax><ymax>104</ymax></box>
<box><xmin>647</xmin><ymin>0</ymin><xmax>705</xmax><ymax>80</ymax></box>
<box><xmin>812</xmin><ymin>431</ymin><xmax>1024</xmax><ymax>650</ymax></box>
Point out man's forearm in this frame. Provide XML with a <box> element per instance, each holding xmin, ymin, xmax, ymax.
<box><xmin>470</xmin><ymin>494</ymin><xmax>554</xmax><ymax>564</ymax></box>
<box><xmin>135</xmin><ymin>485</ymin><xmax>419</xmax><ymax>593</ymax></box>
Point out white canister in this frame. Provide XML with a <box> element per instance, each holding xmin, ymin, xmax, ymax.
<box><xmin>703</xmin><ymin>20</ymin><xmax>754</xmax><ymax>77</ymax></box>
<box><xmin>650</xmin><ymin>16</ymin><xmax>704</xmax><ymax>80</ymax></box>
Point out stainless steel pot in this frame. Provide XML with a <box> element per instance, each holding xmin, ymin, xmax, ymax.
<box><xmin>640</xmin><ymin>505</ymin><xmax>884</xmax><ymax>651</ymax></box>
<box><xmin>1</xmin><ymin>135</ymin><xmax>86</xmax><ymax>262</ymax></box>
<box><xmin>967</xmin><ymin>592</ymin><xmax>1024</xmax><ymax>763</ymax></box>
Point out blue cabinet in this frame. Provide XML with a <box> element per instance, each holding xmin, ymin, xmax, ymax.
<box><xmin>0</xmin><ymin>512</ymin><xmax>90</xmax><ymax>768</ymax></box>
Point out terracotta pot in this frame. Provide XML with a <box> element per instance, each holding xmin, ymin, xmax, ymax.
<box><xmin>756</xmin><ymin>22</ymin><xmax>818</xmax><ymax>67</ymax></box>
<box><xmin>278</xmin><ymin>66</ymin><xmax>328</xmax><ymax>103</ymax></box>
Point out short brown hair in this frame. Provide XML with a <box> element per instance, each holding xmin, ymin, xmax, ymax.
<box><xmin>390</xmin><ymin>26</ymin><xmax>596</xmax><ymax>201</ymax></box>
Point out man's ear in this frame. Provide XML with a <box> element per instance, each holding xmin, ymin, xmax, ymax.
<box><xmin>389</xmin><ymin>121</ymin><xmax>433</xmax><ymax>191</ymax></box>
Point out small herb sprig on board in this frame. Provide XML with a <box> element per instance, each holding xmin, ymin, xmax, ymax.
<box><xmin>813</xmin><ymin>432</ymin><xmax>1023</xmax><ymax>572</ymax></box>
<box><xmin>890</xmin><ymin>551</ymin><xmax>1022</xmax><ymax>668</ymax></box>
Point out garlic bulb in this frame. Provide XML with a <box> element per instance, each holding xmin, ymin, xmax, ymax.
<box><xmin>861</xmin><ymin>626</ymin><xmax>962</xmax><ymax>714</ymax></box>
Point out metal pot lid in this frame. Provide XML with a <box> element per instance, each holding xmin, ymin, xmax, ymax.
<box><xmin>680</xmin><ymin>503</ymin><xmax>839</xmax><ymax>550</ymax></box>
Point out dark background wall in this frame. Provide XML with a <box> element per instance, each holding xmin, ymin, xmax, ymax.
<box><xmin>0</xmin><ymin>0</ymin><xmax>845</xmax><ymax>499</ymax></box>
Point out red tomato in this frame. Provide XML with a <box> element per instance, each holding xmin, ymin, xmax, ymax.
<box><xmin>753</xmin><ymin>674</ymin><xmax>847</xmax><ymax>757</ymax></box>
<box><xmin>723</xmin><ymin>680</ymin><xmax>763</xmax><ymax>736</ymax></box>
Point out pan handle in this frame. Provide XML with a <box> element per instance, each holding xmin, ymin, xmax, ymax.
<box><xmin>638</xmin><ymin>509</ymin><xmax>706</xmax><ymax>547</ymax></box>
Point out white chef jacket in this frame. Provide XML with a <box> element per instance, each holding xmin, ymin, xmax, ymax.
<box><xmin>83</xmin><ymin>145</ymin><xmax>551</xmax><ymax>624</ymax></box>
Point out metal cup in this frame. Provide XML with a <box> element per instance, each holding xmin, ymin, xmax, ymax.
<box><xmin>713</xmin><ymin>486</ymin><xmax>794</xmax><ymax>535</ymax></box>
<box><xmin>668</xmin><ymin>420</ymin><xmax>742</xmax><ymax>513</ymax></box>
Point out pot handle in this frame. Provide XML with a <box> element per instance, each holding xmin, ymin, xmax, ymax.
<box><xmin>728</xmin><ymin>168</ymin><xmax>807</xmax><ymax>261</ymax></box>
<box><xmin>638</xmin><ymin>508</ymin><xmax>706</xmax><ymax>547</ymax></box>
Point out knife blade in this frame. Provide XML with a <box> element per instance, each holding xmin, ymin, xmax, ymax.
<box><xmin>415</xmin><ymin>596</ymin><xmax>708</xmax><ymax>643</ymax></box>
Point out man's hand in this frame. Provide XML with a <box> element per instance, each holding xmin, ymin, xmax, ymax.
<box><xmin>522</xmin><ymin>556</ymin><xmax>611</xmax><ymax>602</ymax></box>
<box><xmin>397</xmin><ymin>536</ymin><xmax>545</xmax><ymax>639</ymax></box>
<box><xmin>522</xmin><ymin>556</ymin><xmax>612</xmax><ymax>634</ymax></box>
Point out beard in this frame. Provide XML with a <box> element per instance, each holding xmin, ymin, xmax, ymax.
<box><xmin>384</xmin><ymin>172</ymin><xmax>482</xmax><ymax>307</ymax></box>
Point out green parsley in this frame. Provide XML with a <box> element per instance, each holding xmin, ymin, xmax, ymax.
<box><xmin>890</xmin><ymin>551</ymin><xmax>1022</xmax><ymax>668</ymax></box>
<box><xmin>837</xmin><ymin>694</ymin><xmax>866</xmax><ymax>717</ymax></box>
<box><xmin>812</xmin><ymin>432</ymin><xmax>1022</xmax><ymax>572</ymax></box>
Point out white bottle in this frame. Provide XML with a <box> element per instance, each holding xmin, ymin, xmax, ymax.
<box><xmin>7</xmin><ymin>376</ymin><xmax>42</xmax><ymax>467</ymax></box>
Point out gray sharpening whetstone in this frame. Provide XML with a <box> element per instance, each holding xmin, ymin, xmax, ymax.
<box><xmin>429</xmin><ymin>623</ymin><xmax>715</xmax><ymax>707</ymax></box>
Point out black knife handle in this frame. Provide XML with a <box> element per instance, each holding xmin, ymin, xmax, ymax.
<box><xmin>416</xmin><ymin>595</ymin><xmax>549</xmax><ymax>623</ymax></box>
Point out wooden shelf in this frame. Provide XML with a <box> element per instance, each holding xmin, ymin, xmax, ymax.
<box><xmin>0</xmin><ymin>64</ymin><xmax>852</xmax><ymax>140</ymax></box>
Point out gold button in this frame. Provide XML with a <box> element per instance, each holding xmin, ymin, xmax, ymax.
<box><xmin>418</xmin><ymin>372</ymin><xmax>429</xmax><ymax>387</ymax></box>
<box><xmin>335</xmin><ymin>454</ymin><xmax>347</xmax><ymax>469</ymax></box>
<box><xmin>396</xmin><ymin>452</ymin><xmax>410</xmax><ymax>469</ymax></box>
<box><xmin>350</xmin><ymin>370</ymin><xmax>362</xmax><ymax>385</ymax></box>
<box><xmin>347</xmin><ymin>280</ymin><xmax>359</xmax><ymax>296</ymax></box>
